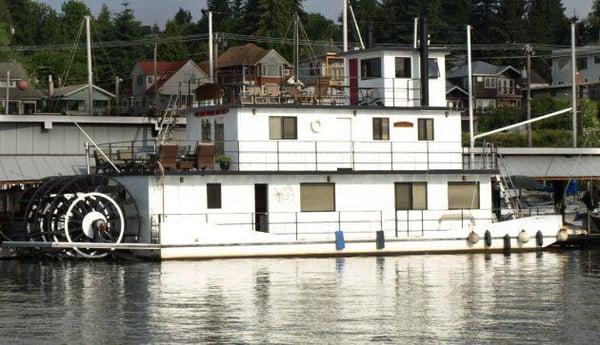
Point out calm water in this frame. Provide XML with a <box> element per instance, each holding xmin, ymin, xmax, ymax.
<box><xmin>1</xmin><ymin>251</ymin><xmax>600</xmax><ymax>344</ymax></box>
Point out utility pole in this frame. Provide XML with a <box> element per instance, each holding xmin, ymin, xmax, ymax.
<box><xmin>153</xmin><ymin>38</ymin><xmax>158</xmax><ymax>110</ymax></box>
<box><xmin>525</xmin><ymin>44</ymin><xmax>533</xmax><ymax>147</ymax></box>
<box><xmin>343</xmin><ymin>0</ymin><xmax>348</xmax><ymax>52</ymax></box>
<box><xmin>4</xmin><ymin>71</ymin><xmax>9</xmax><ymax>115</ymax></box>
<box><xmin>571</xmin><ymin>22</ymin><xmax>577</xmax><ymax>148</ymax></box>
<box><xmin>115</xmin><ymin>77</ymin><xmax>121</xmax><ymax>114</ymax></box>
<box><xmin>85</xmin><ymin>16</ymin><xmax>94</xmax><ymax>116</ymax></box>
<box><xmin>467</xmin><ymin>25</ymin><xmax>475</xmax><ymax>167</ymax></box>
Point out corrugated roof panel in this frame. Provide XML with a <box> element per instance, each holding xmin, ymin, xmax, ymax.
<box><xmin>501</xmin><ymin>156</ymin><xmax>600</xmax><ymax>178</ymax></box>
<box><xmin>0</xmin><ymin>155</ymin><xmax>87</xmax><ymax>182</ymax></box>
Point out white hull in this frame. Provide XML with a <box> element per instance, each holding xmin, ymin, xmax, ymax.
<box><xmin>157</xmin><ymin>215</ymin><xmax>563</xmax><ymax>260</ymax></box>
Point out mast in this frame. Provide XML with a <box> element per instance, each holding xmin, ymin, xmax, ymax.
<box><xmin>343</xmin><ymin>0</ymin><xmax>348</xmax><ymax>52</ymax></box>
<box><xmin>467</xmin><ymin>25</ymin><xmax>475</xmax><ymax>167</ymax></box>
<box><xmin>571</xmin><ymin>22</ymin><xmax>577</xmax><ymax>148</ymax></box>
<box><xmin>348</xmin><ymin>3</ymin><xmax>365</xmax><ymax>50</ymax></box>
<box><xmin>294</xmin><ymin>13</ymin><xmax>299</xmax><ymax>86</ymax></box>
<box><xmin>85</xmin><ymin>16</ymin><xmax>93</xmax><ymax>116</ymax></box>
<box><xmin>208</xmin><ymin>11</ymin><xmax>214</xmax><ymax>83</ymax></box>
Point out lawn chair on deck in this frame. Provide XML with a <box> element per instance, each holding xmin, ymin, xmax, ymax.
<box><xmin>195</xmin><ymin>144</ymin><xmax>216</xmax><ymax>171</ymax></box>
<box><xmin>158</xmin><ymin>144</ymin><xmax>179</xmax><ymax>171</ymax></box>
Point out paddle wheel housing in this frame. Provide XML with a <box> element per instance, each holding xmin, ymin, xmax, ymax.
<box><xmin>6</xmin><ymin>175</ymin><xmax>140</xmax><ymax>258</ymax></box>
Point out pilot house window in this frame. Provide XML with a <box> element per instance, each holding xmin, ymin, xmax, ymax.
<box><xmin>395</xmin><ymin>57</ymin><xmax>412</xmax><ymax>78</ymax></box>
<box><xmin>373</xmin><ymin>117</ymin><xmax>390</xmax><ymax>140</ymax></box>
<box><xmin>269</xmin><ymin>116</ymin><xmax>297</xmax><ymax>140</ymax></box>
<box><xmin>361</xmin><ymin>58</ymin><xmax>382</xmax><ymax>79</ymax></box>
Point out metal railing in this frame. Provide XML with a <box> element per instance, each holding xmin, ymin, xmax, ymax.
<box><xmin>90</xmin><ymin>139</ymin><xmax>498</xmax><ymax>173</ymax></box>
<box><xmin>157</xmin><ymin>207</ymin><xmax>554</xmax><ymax>241</ymax></box>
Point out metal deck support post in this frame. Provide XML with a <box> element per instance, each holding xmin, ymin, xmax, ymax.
<box><xmin>84</xmin><ymin>142</ymin><xmax>91</xmax><ymax>174</ymax></box>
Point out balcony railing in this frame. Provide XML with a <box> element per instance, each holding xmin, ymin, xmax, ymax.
<box><xmin>188</xmin><ymin>75</ymin><xmax>428</xmax><ymax>108</ymax></box>
<box><xmin>90</xmin><ymin>139</ymin><xmax>498</xmax><ymax>174</ymax></box>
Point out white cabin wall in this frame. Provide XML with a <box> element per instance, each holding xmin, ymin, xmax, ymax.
<box><xmin>131</xmin><ymin>173</ymin><xmax>493</xmax><ymax>244</ymax></box>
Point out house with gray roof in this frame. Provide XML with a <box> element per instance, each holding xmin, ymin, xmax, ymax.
<box><xmin>0</xmin><ymin>62</ymin><xmax>46</xmax><ymax>115</ymax></box>
<box><xmin>446</xmin><ymin>61</ymin><xmax>524</xmax><ymax>111</ymax></box>
<box><xmin>47</xmin><ymin>84</ymin><xmax>115</xmax><ymax>116</ymax></box>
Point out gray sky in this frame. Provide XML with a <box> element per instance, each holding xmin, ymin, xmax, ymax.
<box><xmin>39</xmin><ymin>0</ymin><xmax>594</xmax><ymax>27</ymax></box>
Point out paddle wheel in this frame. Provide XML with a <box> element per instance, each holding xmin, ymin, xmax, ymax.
<box><xmin>7</xmin><ymin>175</ymin><xmax>140</xmax><ymax>258</ymax></box>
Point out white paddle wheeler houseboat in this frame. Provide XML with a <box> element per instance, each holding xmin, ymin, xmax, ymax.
<box><xmin>1</xmin><ymin>46</ymin><xmax>564</xmax><ymax>260</ymax></box>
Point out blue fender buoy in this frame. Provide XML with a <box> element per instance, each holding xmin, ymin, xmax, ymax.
<box><xmin>335</xmin><ymin>230</ymin><xmax>345</xmax><ymax>250</ymax></box>
<box><xmin>503</xmin><ymin>234</ymin><xmax>511</xmax><ymax>252</ymax></box>
<box><xmin>376</xmin><ymin>230</ymin><xmax>385</xmax><ymax>249</ymax></box>
<box><xmin>536</xmin><ymin>231</ymin><xmax>543</xmax><ymax>248</ymax></box>
<box><xmin>484</xmin><ymin>230</ymin><xmax>492</xmax><ymax>248</ymax></box>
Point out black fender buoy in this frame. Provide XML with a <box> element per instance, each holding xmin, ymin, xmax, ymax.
<box><xmin>484</xmin><ymin>230</ymin><xmax>492</xmax><ymax>248</ymax></box>
<box><xmin>376</xmin><ymin>230</ymin><xmax>385</xmax><ymax>249</ymax></box>
<box><xmin>503</xmin><ymin>234</ymin><xmax>511</xmax><ymax>252</ymax></box>
<box><xmin>536</xmin><ymin>231</ymin><xmax>543</xmax><ymax>248</ymax></box>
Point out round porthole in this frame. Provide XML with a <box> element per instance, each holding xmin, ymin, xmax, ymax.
<box><xmin>311</xmin><ymin>120</ymin><xmax>322</xmax><ymax>133</ymax></box>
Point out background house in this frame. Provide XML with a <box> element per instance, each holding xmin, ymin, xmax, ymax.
<box><xmin>548</xmin><ymin>46</ymin><xmax>600</xmax><ymax>101</ymax></box>
<box><xmin>0</xmin><ymin>62</ymin><xmax>45</xmax><ymax>115</ymax></box>
<box><xmin>447</xmin><ymin>61</ymin><xmax>523</xmax><ymax>111</ymax></box>
<box><xmin>130</xmin><ymin>60</ymin><xmax>207</xmax><ymax>114</ymax></box>
<box><xmin>298</xmin><ymin>43</ymin><xmax>344</xmax><ymax>87</ymax></box>
<box><xmin>48</xmin><ymin>84</ymin><xmax>115</xmax><ymax>116</ymax></box>
<box><xmin>213</xmin><ymin>43</ymin><xmax>292</xmax><ymax>102</ymax></box>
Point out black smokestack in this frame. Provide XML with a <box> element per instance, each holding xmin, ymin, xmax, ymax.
<box><xmin>419</xmin><ymin>17</ymin><xmax>429</xmax><ymax>107</ymax></box>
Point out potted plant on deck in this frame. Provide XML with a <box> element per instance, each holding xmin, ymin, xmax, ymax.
<box><xmin>216</xmin><ymin>155</ymin><xmax>231</xmax><ymax>171</ymax></box>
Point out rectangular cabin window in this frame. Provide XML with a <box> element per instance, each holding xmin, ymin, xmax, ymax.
<box><xmin>448</xmin><ymin>182</ymin><xmax>480</xmax><ymax>209</ymax></box>
<box><xmin>395</xmin><ymin>183</ymin><xmax>427</xmax><ymax>210</ymax></box>
<box><xmin>269</xmin><ymin>116</ymin><xmax>297</xmax><ymax>140</ymax></box>
<box><xmin>418</xmin><ymin>119</ymin><xmax>434</xmax><ymax>141</ymax></box>
<box><xmin>207</xmin><ymin>183</ymin><xmax>222</xmax><ymax>209</ymax></box>
<box><xmin>395</xmin><ymin>57</ymin><xmax>412</xmax><ymax>78</ymax></box>
<box><xmin>361</xmin><ymin>58</ymin><xmax>382</xmax><ymax>79</ymax></box>
<box><xmin>372</xmin><ymin>117</ymin><xmax>390</xmax><ymax>140</ymax></box>
<box><xmin>300</xmin><ymin>183</ymin><xmax>335</xmax><ymax>212</ymax></box>
<box><xmin>577</xmin><ymin>57</ymin><xmax>588</xmax><ymax>70</ymax></box>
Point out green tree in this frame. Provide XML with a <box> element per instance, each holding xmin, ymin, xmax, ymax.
<box><xmin>160</xmin><ymin>20</ymin><xmax>188</xmax><ymax>61</ymax></box>
<box><xmin>526</xmin><ymin>0</ymin><xmax>570</xmax><ymax>45</ymax></box>
<box><xmin>495</xmin><ymin>0</ymin><xmax>527</xmax><ymax>43</ymax></box>
<box><xmin>60</xmin><ymin>0</ymin><xmax>92</xmax><ymax>42</ymax></box>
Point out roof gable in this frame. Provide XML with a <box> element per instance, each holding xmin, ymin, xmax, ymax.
<box><xmin>258</xmin><ymin>49</ymin><xmax>291</xmax><ymax>66</ymax></box>
<box><xmin>136</xmin><ymin>60</ymin><xmax>188</xmax><ymax>76</ymax></box>
<box><xmin>217</xmin><ymin>43</ymin><xmax>270</xmax><ymax>68</ymax></box>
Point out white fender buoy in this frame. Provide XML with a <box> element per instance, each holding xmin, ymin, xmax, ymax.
<box><xmin>518</xmin><ymin>230</ymin><xmax>530</xmax><ymax>244</ymax></box>
<box><xmin>556</xmin><ymin>229</ymin><xmax>569</xmax><ymax>242</ymax></box>
<box><xmin>467</xmin><ymin>231</ymin><xmax>480</xmax><ymax>244</ymax></box>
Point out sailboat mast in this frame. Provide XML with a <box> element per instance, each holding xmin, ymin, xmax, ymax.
<box><xmin>85</xmin><ymin>16</ymin><xmax>94</xmax><ymax>116</ymax></box>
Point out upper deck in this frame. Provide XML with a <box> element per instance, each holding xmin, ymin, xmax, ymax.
<box><xmin>202</xmin><ymin>46</ymin><xmax>449</xmax><ymax>109</ymax></box>
<box><xmin>91</xmin><ymin>104</ymin><xmax>497</xmax><ymax>175</ymax></box>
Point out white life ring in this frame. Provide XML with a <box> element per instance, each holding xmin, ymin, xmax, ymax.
<box><xmin>311</xmin><ymin>120</ymin><xmax>322</xmax><ymax>133</ymax></box>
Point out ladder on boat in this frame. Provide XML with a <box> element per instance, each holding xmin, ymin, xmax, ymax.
<box><xmin>496</xmin><ymin>153</ymin><xmax>522</xmax><ymax>220</ymax></box>
<box><xmin>157</xmin><ymin>94</ymin><xmax>180</xmax><ymax>144</ymax></box>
